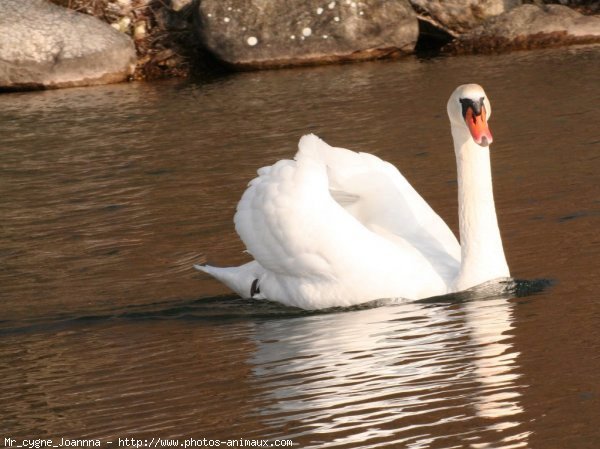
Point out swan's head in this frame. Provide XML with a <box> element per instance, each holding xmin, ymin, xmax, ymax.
<box><xmin>447</xmin><ymin>84</ymin><xmax>493</xmax><ymax>147</ymax></box>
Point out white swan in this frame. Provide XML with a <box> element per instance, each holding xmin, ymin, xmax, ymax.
<box><xmin>196</xmin><ymin>84</ymin><xmax>510</xmax><ymax>309</ymax></box>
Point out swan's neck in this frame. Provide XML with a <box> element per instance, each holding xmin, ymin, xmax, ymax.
<box><xmin>453</xmin><ymin>126</ymin><xmax>509</xmax><ymax>291</ymax></box>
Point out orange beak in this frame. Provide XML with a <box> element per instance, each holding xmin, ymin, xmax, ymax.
<box><xmin>465</xmin><ymin>105</ymin><xmax>493</xmax><ymax>147</ymax></box>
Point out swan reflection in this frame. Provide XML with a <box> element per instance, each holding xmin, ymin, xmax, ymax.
<box><xmin>251</xmin><ymin>291</ymin><xmax>528</xmax><ymax>448</ymax></box>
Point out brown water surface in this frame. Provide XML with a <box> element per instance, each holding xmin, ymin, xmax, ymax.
<box><xmin>1</xmin><ymin>46</ymin><xmax>599</xmax><ymax>448</ymax></box>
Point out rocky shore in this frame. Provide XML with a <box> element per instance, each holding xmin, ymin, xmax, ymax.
<box><xmin>1</xmin><ymin>0</ymin><xmax>599</xmax><ymax>91</ymax></box>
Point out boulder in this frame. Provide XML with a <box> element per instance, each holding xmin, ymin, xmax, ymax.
<box><xmin>194</xmin><ymin>0</ymin><xmax>419</xmax><ymax>69</ymax></box>
<box><xmin>0</xmin><ymin>0</ymin><xmax>136</xmax><ymax>91</ymax></box>
<box><xmin>408</xmin><ymin>0</ymin><xmax>521</xmax><ymax>37</ymax></box>
<box><xmin>531</xmin><ymin>1</ymin><xmax>600</xmax><ymax>16</ymax></box>
<box><xmin>446</xmin><ymin>4</ymin><xmax>600</xmax><ymax>53</ymax></box>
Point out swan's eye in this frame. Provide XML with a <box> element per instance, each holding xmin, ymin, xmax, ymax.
<box><xmin>459</xmin><ymin>98</ymin><xmax>473</xmax><ymax>118</ymax></box>
<box><xmin>459</xmin><ymin>98</ymin><xmax>483</xmax><ymax>118</ymax></box>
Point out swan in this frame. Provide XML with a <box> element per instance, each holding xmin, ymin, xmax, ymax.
<box><xmin>195</xmin><ymin>84</ymin><xmax>510</xmax><ymax>309</ymax></box>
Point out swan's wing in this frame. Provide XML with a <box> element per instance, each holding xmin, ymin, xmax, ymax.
<box><xmin>234</xmin><ymin>134</ymin><xmax>459</xmax><ymax>308</ymax></box>
<box><xmin>321</xmin><ymin>138</ymin><xmax>461</xmax><ymax>268</ymax></box>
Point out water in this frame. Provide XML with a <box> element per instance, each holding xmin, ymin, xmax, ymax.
<box><xmin>1</xmin><ymin>46</ymin><xmax>599</xmax><ymax>448</ymax></box>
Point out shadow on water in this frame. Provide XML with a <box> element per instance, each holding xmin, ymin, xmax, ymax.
<box><xmin>0</xmin><ymin>278</ymin><xmax>552</xmax><ymax>336</ymax></box>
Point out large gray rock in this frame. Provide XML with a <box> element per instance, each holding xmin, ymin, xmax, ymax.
<box><xmin>446</xmin><ymin>4</ymin><xmax>600</xmax><ymax>53</ymax></box>
<box><xmin>195</xmin><ymin>0</ymin><xmax>419</xmax><ymax>68</ymax></box>
<box><xmin>409</xmin><ymin>0</ymin><xmax>521</xmax><ymax>37</ymax></box>
<box><xmin>0</xmin><ymin>0</ymin><xmax>136</xmax><ymax>91</ymax></box>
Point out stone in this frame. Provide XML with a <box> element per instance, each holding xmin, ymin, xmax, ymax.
<box><xmin>408</xmin><ymin>0</ymin><xmax>520</xmax><ymax>37</ymax></box>
<box><xmin>194</xmin><ymin>0</ymin><xmax>419</xmax><ymax>69</ymax></box>
<box><xmin>446</xmin><ymin>4</ymin><xmax>600</xmax><ymax>53</ymax></box>
<box><xmin>134</xmin><ymin>21</ymin><xmax>147</xmax><ymax>40</ymax></box>
<box><xmin>0</xmin><ymin>0</ymin><xmax>136</xmax><ymax>91</ymax></box>
<box><xmin>530</xmin><ymin>1</ymin><xmax>600</xmax><ymax>16</ymax></box>
<box><xmin>170</xmin><ymin>0</ymin><xmax>194</xmax><ymax>12</ymax></box>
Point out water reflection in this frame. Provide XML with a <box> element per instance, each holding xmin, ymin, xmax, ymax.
<box><xmin>251</xmin><ymin>294</ymin><xmax>528</xmax><ymax>448</ymax></box>
<box><xmin>464</xmin><ymin>299</ymin><xmax>522</xmax><ymax>420</ymax></box>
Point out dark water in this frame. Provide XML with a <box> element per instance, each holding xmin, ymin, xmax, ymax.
<box><xmin>1</xmin><ymin>46</ymin><xmax>599</xmax><ymax>448</ymax></box>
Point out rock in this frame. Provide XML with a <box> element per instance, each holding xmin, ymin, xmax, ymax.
<box><xmin>112</xmin><ymin>16</ymin><xmax>132</xmax><ymax>34</ymax></box>
<box><xmin>0</xmin><ymin>0</ymin><xmax>136</xmax><ymax>91</ymax></box>
<box><xmin>194</xmin><ymin>0</ymin><xmax>419</xmax><ymax>69</ymax></box>
<box><xmin>409</xmin><ymin>0</ymin><xmax>521</xmax><ymax>37</ymax></box>
<box><xmin>528</xmin><ymin>1</ymin><xmax>600</xmax><ymax>16</ymax></box>
<box><xmin>446</xmin><ymin>4</ymin><xmax>600</xmax><ymax>53</ymax></box>
<box><xmin>170</xmin><ymin>0</ymin><xmax>194</xmax><ymax>12</ymax></box>
<box><xmin>134</xmin><ymin>21</ymin><xmax>147</xmax><ymax>40</ymax></box>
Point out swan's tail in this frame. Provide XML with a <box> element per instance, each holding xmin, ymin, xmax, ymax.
<box><xmin>194</xmin><ymin>261</ymin><xmax>265</xmax><ymax>299</ymax></box>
